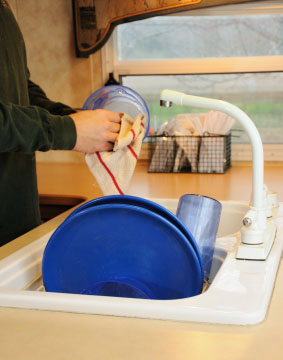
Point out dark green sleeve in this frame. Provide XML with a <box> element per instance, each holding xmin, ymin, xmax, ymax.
<box><xmin>28</xmin><ymin>79</ymin><xmax>77</xmax><ymax>116</ymax></box>
<box><xmin>0</xmin><ymin>101</ymin><xmax>77</xmax><ymax>153</ymax></box>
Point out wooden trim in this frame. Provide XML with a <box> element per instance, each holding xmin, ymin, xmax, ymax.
<box><xmin>39</xmin><ymin>194</ymin><xmax>86</xmax><ymax>206</ymax></box>
<box><xmin>39</xmin><ymin>194</ymin><xmax>86</xmax><ymax>222</ymax></box>
<box><xmin>73</xmin><ymin>0</ymin><xmax>202</xmax><ymax>57</ymax></box>
<box><xmin>114</xmin><ymin>56</ymin><xmax>283</xmax><ymax>76</ymax></box>
<box><xmin>73</xmin><ymin>0</ymin><xmax>258</xmax><ymax>57</ymax></box>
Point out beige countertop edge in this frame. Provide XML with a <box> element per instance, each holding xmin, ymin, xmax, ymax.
<box><xmin>0</xmin><ymin>205</ymin><xmax>83</xmax><ymax>261</ymax></box>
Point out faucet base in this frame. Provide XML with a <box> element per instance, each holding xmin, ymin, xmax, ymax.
<box><xmin>236</xmin><ymin>218</ymin><xmax>276</xmax><ymax>260</ymax></box>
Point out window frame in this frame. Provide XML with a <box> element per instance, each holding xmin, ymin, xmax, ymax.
<box><xmin>101</xmin><ymin>1</ymin><xmax>283</xmax><ymax>161</ymax></box>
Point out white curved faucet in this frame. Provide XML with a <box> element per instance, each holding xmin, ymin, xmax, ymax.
<box><xmin>160</xmin><ymin>89</ymin><xmax>264</xmax><ymax>209</ymax></box>
<box><xmin>160</xmin><ymin>89</ymin><xmax>276</xmax><ymax>259</ymax></box>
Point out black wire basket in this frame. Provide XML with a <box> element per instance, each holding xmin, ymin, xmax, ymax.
<box><xmin>147</xmin><ymin>133</ymin><xmax>231</xmax><ymax>174</ymax></box>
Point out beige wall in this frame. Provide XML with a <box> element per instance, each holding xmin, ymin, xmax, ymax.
<box><xmin>10</xmin><ymin>0</ymin><xmax>103</xmax><ymax>109</ymax></box>
<box><xmin>8</xmin><ymin>0</ymin><xmax>104</xmax><ymax>163</ymax></box>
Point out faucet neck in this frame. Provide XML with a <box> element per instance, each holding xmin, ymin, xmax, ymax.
<box><xmin>160</xmin><ymin>90</ymin><xmax>264</xmax><ymax>209</ymax></box>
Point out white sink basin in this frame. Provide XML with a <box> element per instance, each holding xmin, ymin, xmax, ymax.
<box><xmin>0</xmin><ymin>199</ymin><xmax>282</xmax><ymax>325</ymax></box>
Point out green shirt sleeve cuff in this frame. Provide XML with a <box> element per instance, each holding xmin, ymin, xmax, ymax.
<box><xmin>50</xmin><ymin>115</ymin><xmax>77</xmax><ymax>150</ymax></box>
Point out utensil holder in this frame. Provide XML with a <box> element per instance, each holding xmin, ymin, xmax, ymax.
<box><xmin>147</xmin><ymin>133</ymin><xmax>231</xmax><ymax>174</ymax></box>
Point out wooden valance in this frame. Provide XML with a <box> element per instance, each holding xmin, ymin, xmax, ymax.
<box><xmin>72</xmin><ymin>0</ymin><xmax>262</xmax><ymax>58</ymax></box>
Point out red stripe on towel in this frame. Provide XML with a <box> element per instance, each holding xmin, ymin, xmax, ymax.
<box><xmin>127</xmin><ymin>145</ymin><xmax>137</xmax><ymax>159</ymax></box>
<box><xmin>96</xmin><ymin>152</ymin><xmax>124</xmax><ymax>195</ymax></box>
<box><xmin>131</xmin><ymin>129</ymin><xmax>136</xmax><ymax>141</ymax></box>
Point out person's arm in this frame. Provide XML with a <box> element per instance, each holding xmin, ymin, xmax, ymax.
<box><xmin>0</xmin><ymin>100</ymin><xmax>76</xmax><ymax>153</ymax></box>
<box><xmin>0</xmin><ymin>101</ymin><xmax>121</xmax><ymax>154</ymax></box>
<box><xmin>28</xmin><ymin>79</ymin><xmax>76</xmax><ymax>116</ymax></box>
<box><xmin>27</xmin><ymin>79</ymin><xmax>122</xmax><ymax>152</ymax></box>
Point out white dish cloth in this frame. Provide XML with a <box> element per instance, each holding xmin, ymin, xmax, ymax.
<box><xmin>85</xmin><ymin>113</ymin><xmax>145</xmax><ymax>195</ymax></box>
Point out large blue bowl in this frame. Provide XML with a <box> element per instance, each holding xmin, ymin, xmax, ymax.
<box><xmin>64</xmin><ymin>195</ymin><xmax>204</xmax><ymax>278</ymax></box>
<box><xmin>42</xmin><ymin>203</ymin><xmax>203</xmax><ymax>300</ymax></box>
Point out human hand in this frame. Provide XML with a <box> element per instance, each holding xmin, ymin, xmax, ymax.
<box><xmin>70</xmin><ymin>109</ymin><xmax>121</xmax><ymax>153</ymax></box>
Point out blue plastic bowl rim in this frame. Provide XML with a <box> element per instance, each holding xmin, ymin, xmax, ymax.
<box><xmin>63</xmin><ymin>195</ymin><xmax>204</xmax><ymax>278</ymax></box>
<box><xmin>82</xmin><ymin>85</ymin><xmax>150</xmax><ymax>139</ymax></box>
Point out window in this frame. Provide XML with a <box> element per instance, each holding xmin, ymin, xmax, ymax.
<box><xmin>101</xmin><ymin>1</ymin><xmax>283</xmax><ymax>159</ymax></box>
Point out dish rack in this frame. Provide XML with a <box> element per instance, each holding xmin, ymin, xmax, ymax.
<box><xmin>147</xmin><ymin>133</ymin><xmax>231</xmax><ymax>174</ymax></box>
